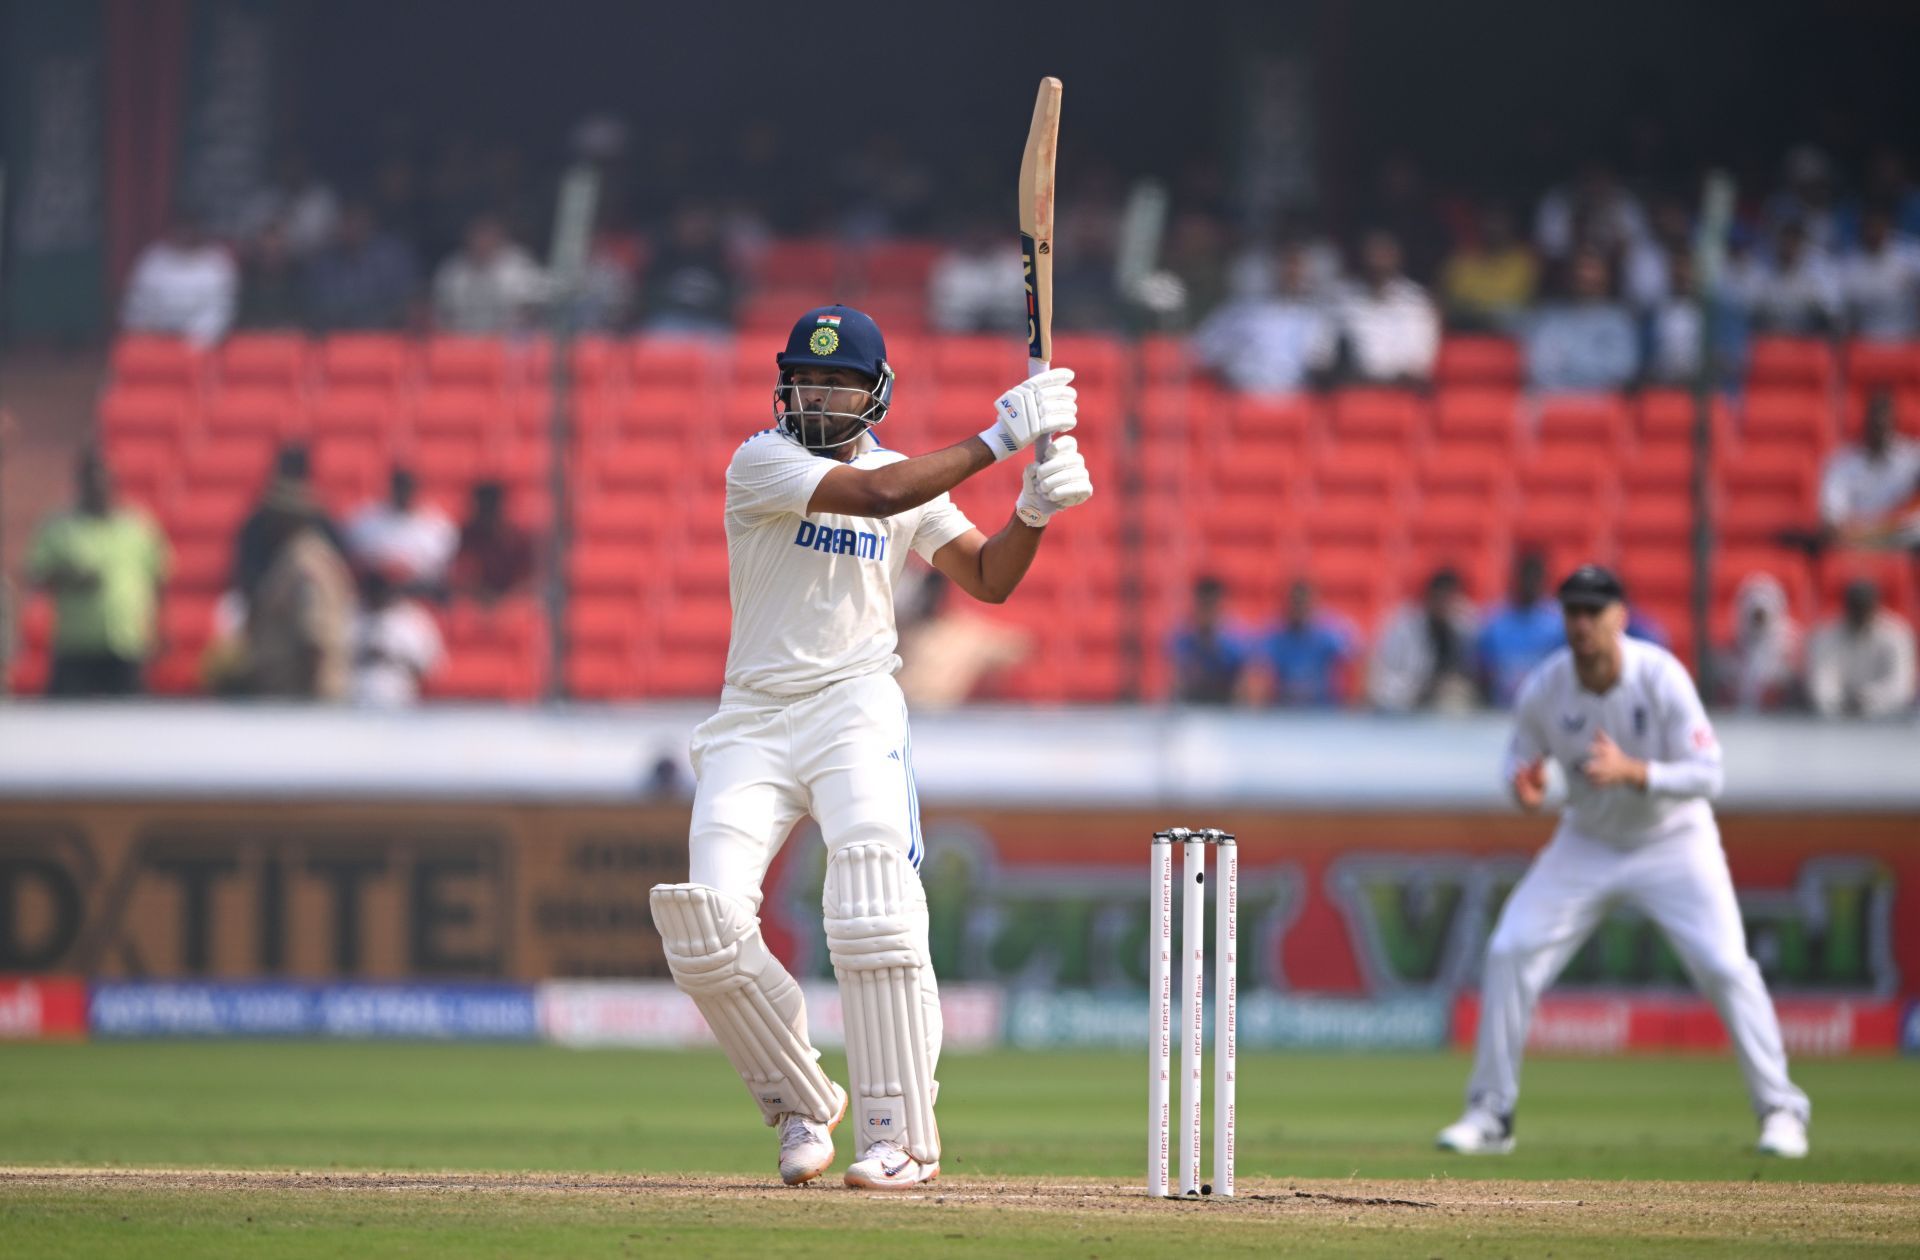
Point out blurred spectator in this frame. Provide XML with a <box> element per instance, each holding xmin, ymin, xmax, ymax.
<box><xmin>895</xmin><ymin>572</ymin><xmax>1031</xmax><ymax>708</ymax></box>
<box><xmin>1743</xmin><ymin>220</ymin><xmax>1843</xmax><ymax>335</ymax></box>
<box><xmin>1535</xmin><ymin>163</ymin><xmax>1648</xmax><ymax>263</ymax></box>
<box><xmin>236</xmin><ymin>222</ymin><xmax>306</xmax><ymax>330</ymax></box>
<box><xmin>1807</xmin><ymin>579</ymin><xmax>1916</xmax><ymax>718</ymax></box>
<box><xmin>1248</xmin><ymin>578</ymin><xmax>1356</xmax><ymax>708</ymax></box>
<box><xmin>638</xmin><ymin>202</ymin><xmax>738</xmax><ymax>334</ymax></box>
<box><xmin>1191</xmin><ymin>244</ymin><xmax>1334</xmax><ymax>393</ymax></box>
<box><xmin>119</xmin><ymin>217</ymin><xmax>238</xmax><ymax>347</ymax></box>
<box><xmin>1477</xmin><ymin>550</ymin><xmax>1564</xmax><ymax>707</ymax></box>
<box><xmin>1717</xmin><ymin>572</ymin><xmax>1802</xmax><ymax>712</ymax></box>
<box><xmin>244</xmin><ymin>484</ymin><xmax>355</xmax><ymax>701</ymax></box>
<box><xmin>1622</xmin><ymin>195</ymin><xmax>1694</xmax><ymax>311</ymax></box>
<box><xmin>1524</xmin><ymin>248</ymin><xmax>1640</xmax><ymax>392</ymax></box>
<box><xmin>1333</xmin><ymin>231</ymin><xmax>1439</xmax><ymax>387</ymax></box>
<box><xmin>1367</xmin><ymin>567</ymin><xmax>1479</xmax><ymax>712</ymax></box>
<box><xmin>1363</xmin><ymin>154</ymin><xmax>1449</xmax><ymax>282</ymax></box>
<box><xmin>27</xmin><ymin>450</ymin><xmax>169</xmax><ymax>697</ymax></box>
<box><xmin>1763</xmin><ymin>145</ymin><xmax>1847</xmax><ymax>253</ymax></box>
<box><xmin>1440</xmin><ymin>203</ymin><xmax>1538</xmax><ymax>331</ymax></box>
<box><xmin>928</xmin><ymin>219</ymin><xmax>1025</xmax><ymax>334</ymax></box>
<box><xmin>236</xmin><ymin>151</ymin><xmax>339</xmax><ymax>257</ymax></box>
<box><xmin>350</xmin><ymin>569</ymin><xmax>446</xmax><ymax>707</ymax></box>
<box><xmin>450</xmin><ymin>480</ymin><xmax>537</xmax><ymax>602</ymax></box>
<box><xmin>1864</xmin><ymin>145</ymin><xmax>1920</xmax><ymax>239</ymax></box>
<box><xmin>1156</xmin><ymin>209</ymin><xmax>1233</xmax><ymax>330</ymax></box>
<box><xmin>346</xmin><ymin>468</ymin><xmax>458</xmax><ymax>591</ymax></box>
<box><xmin>1169</xmin><ymin>576</ymin><xmax>1251</xmax><ymax>705</ymax></box>
<box><xmin>1820</xmin><ymin>393</ymin><xmax>1920</xmax><ymax>538</ymax></box>
<box><xmin>432</xmin><ymin>214</ymin><xmax>547</xmax><ymax>333</ymax></box>
<box><xmin>233</xmin><ymin>445</ymin><xmax>347</xmax><ymax>600</ymax></box>
<box><xmin>305</xmin><ymin>201</ymin><xmax>421</xmax><ymax>332</ymax></box>
<box><xmin>1643</xmin><ymin>247</ymin><xmax>1702</xmax><ymax>384</ymax></box>
<box><xmin>1839</xmin><ymin>207</ymin><xmax>1920</xmax><ymax>340</ymax></box>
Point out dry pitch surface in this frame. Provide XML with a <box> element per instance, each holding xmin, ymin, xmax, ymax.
<box><xmin>4</xmin><ymin>1167</ymin><xmax>1918</xmax><ymax>1258</ymax></box>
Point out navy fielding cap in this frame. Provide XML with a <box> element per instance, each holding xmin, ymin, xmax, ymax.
<box><xmin>776</xmin><ymin>304</ymin><xmax>890</xmax><ymax>383</ymax></box>
<box><xmin>1558</xmin><ymin>564</ymin><xmax>1627</xmax><ymax>609</ymax></box>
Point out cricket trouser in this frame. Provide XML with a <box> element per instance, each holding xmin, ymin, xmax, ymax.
<box><xmin>682</xmin><ymin>670</ymin><xmax>942</xmax><ymax>1107</ymax></box>
<box><xmin>1465</xmin><ymin>822</ymin><xmax>1809</xmax><ymax>1121</ymax></box>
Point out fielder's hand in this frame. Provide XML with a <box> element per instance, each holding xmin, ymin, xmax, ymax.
<box><xmin>1014</xmin><ymin>434</ymin><xmax>1094</xmax><ymax>527</ymax></box>
<box><xmin>1511</xmin><ymin>757</ymin><xmax>1548</xmax><ymax>811</ymax></box>
<box><xmin>1583</xmin><ymin>729</ymin><xmax>1648</xmax><ymax>790</ymax></box>
<box><xmin>980</xmin><ymin>367</ymin><xmax>1077</xmax><ymax>461</ymax></box>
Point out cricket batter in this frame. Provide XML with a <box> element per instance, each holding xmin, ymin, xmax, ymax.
<box><xmin>649</xmin><ymin>305</ymin><xmax>1091</xmax><ymax>1189</ymax></box>
<box><xmin>1438</xmin><ymin>565</ymin><xmax>1811</xmax><ymax>1158</ymax></box>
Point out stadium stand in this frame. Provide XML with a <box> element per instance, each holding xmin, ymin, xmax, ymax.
<box><xmin>9</xmin><ymin>326</ymin><xmax>1918</xmax><ymax>704</ymax></box>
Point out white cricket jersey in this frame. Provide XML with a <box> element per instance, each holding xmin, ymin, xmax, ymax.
<box><xmin>1504</xmin><ymin>637</ymin><xmax>1723</xmax><ymax>847</ymax></box>
<box><xmin>721</xmin><ymin>428</ymin><xmax>975</xmax><ymax>697</ymax></box>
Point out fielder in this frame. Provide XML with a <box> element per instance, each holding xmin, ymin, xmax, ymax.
<box><xmin>649</xmin><ymin>305</ymin><xmax>1091</xmax><ymax>1189</ymax></box>
<box><xmin>1438</xmin><ymin>565</ymin><xmax>1811</xmax><ymax>1158</ymax></box>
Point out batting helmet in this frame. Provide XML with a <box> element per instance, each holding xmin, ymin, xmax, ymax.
<box><xmin>773</xmin><ymin>304</ymin><xmax>895</xmax><ymax>450</ymax></box>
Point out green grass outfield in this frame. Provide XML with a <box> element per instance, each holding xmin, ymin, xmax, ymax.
<box><xmin>2</xmin><ymin>1043</ymin><xmax>1917</xmax><ymax>1257</ymax></box>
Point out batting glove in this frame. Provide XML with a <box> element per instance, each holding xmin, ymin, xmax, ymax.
<box><xmin>1015</xmin><ymin>434</ymin><xmax>1094</xmax><ymax>527</ymax></box>
<box><xmin>980</xmin><ymin>367</ymin><xmax>1077</xmax><ymax>461</ymax></box>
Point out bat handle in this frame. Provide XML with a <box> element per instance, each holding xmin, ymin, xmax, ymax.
<box><xmin>1028</xmin><ymin>356</ymin><xmax>1052</xmax><ymax>461</ymax></box>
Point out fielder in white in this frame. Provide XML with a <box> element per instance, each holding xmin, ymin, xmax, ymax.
<box><xmin>649</xmin><ymin>304</ymin><xmax>1091</xmax><ymax>1189</ymax></box>
<box><xmin>1438</xmin><ymin>565</ymin><xmax>1812</xmax><ymax>1159</ymax></box>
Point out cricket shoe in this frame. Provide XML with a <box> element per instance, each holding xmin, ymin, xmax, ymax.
<box><xmin>776</xmin><ymin>1082</ymin><xmax>849</xmax><ymax>1186</ymax></box>
<box><xmin>1436</xmin><ymin>1105</ymin><xmax>1515</xmax><ymax>1155</ymax></box>
<box><xmin>1756</xmin><ymin>1109</ymin><xmax>1809</xmax><ymax>1159</ymax></box>
<box><xmin>843</xmin><ymin>1139</ymin><xmax>940</xmax><ymax>1191</ymax></box>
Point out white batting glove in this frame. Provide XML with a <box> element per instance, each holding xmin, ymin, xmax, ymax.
<box><xmin>979</xmin><ymin>367</ymin><xmax>1077</xmax><ymax>461</ymax></box>
<box><xmin>1015</xmin><ymin>434</ymin><xmax>1094</xmax><ymax>527</ymax></box>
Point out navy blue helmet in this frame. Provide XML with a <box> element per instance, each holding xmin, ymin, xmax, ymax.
<box><xmin>773</xmin><ymin>304</ymin><xmax>895</xmax><ymax>451</ymax></box>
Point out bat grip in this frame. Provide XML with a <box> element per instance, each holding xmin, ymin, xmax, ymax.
<box><xmin>1028</xmin><ymin>356</ymin><xmax>1052</xmax><ymax>461</ymax></box>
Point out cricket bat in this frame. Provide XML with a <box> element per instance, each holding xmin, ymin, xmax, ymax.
<box><xmin>1019</xmin><ymin>76</ymin><xmax>1062</xmax><ymax>460</ymax></box>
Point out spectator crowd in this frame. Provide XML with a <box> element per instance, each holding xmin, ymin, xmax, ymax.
<box><xmin>1171</xmin><ymin>548</ymin><xmax>1916</xmax><ymax>719</ymax></box>
<box><xmin>29</xmin><ymin>442</ymin><xmax>538</xmax><ymax>706</ymax></box>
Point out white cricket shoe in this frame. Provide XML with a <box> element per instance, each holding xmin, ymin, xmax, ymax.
<box><xmin>1757</xmin><ymin>1109</ymin><xmax>1809</xmax><ymax>1159</ymax></box>
<box><xmin>843</xmin><ymin>1139</ymin><xmax>941</xmax><ymax>1191</ymax></box>
<box><xmin>776</xmin><ymin>1083</ymin><xmax>849</xmax><ymax>1186</ymax></box>
<box><xmin>1437</xmin><ymin>1105</ymin><xmax>1515</xmax><ymax>1155</ymax></box>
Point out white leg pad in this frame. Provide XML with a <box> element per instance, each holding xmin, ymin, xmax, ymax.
<box><xmin>649</xmin><ymin>883</ymin><xmax>839</xmax><ymax>1126</ymax></box>
<box><xmin>823</xmin><ymin>842</ymin><xmax>941</xmax><ymax>1164</ymax></box>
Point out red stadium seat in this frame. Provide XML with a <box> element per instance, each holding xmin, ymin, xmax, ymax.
<box><xmin>1417</xmin><ymin>447</ymin><xmax>1516</xmax><ymax>504</ymax></box>
<box><xmin>1048</xmin><ymin>335</ymin><xmax>1126</xmax><ymax>393</ymax></box>
<box><xmin>1636</xmin><ymin>388</ymin><xmax>1736</xmax><ymax>452</ymax></box>
<box><xmin>631</xmin><ymin>335</ymin><xmax>723</xmax><ymax>388</ymax></box>
<box><xmin>1713</xmin><ymin>548</ymin><xmax>1816</xmax><ymax>627</ymax></box>
<box><xmin>1432</xmin><ymin>388</ymin><xmax>1522</xmax><ymax>456</ymax></box>
<box><xmin>1747</xmin><ymin>336</ymin><xmax>1836</xmax><ymax>392</ymax></box>
<box><xmin>424</xmin><ymin>336</ymin><xmax>513</xmax><ymax>390</ymax></box>
<box><xmin>320</xmin><ymin>334</ymin><xmax>414</xmax><ymax>391</ymax></box>
<box><xmin>754</xmin><ymin>238</ymin><xmax>844</xmax><ymax>289</ymax></box>
<box><xmin>101</xmin><ymin>390</ymin><xmax>195</xmax><ymax>443</ymax></box>
<box><xmin>1312</xmin><ymin>444</ymin><xmax>1412</xmax><ymax>503</ymax></box>
<box><xmin>1718</xmin><ymin>447</ymin><xmax>1818</xmax><ymax>517</ymax></box>
<box><xmin>1536</xmin><ymin>395</ymin><xmax>1629</xmax><ymax>457</ymax></box>
<box><xmin>1616</xmin><ymin>495</ymin><xmax>1694</xmax><ymax>550</ymax></box>
<box><xmin>569</xmin><ymin>336</ymin><xmax>623</xmax><ymax>391</ymax></box>
<box><xmin>1435</xmin><ymin>336</ymin><xmax>1522</xmax><ymax>387</ymax></box>
<box><xmin>1511</xmin><ymin>500</ymin><xmax>1614</xmax><ymax>559</ymax></box>
<box><xmin>852</xmin><ymin>239</ymin><xmax>943</xmax><ymax>290</ymax></box>
<box><xmin>1844</xmin><ymin>340</ymin><xmax>1920</xmax><ymax>395</ymax></box>
<box><xmin>1742</xmin><ymin>389</ymin><xmax>1834</xmax><ymax>460</ymax></box>
<box><xmin>217</xmin><ymin>334</ymin><xmax>309</xmax><ymax>391</ymax></box>
<box><xmin>112</xmin><ymin>335</ymin><xmax>203</xmax><ymax>390</ymax></box>
<box><xmin>414</xmin><ymin>388</ymin><xmax>504</xmax><ymax>441</ymax></box>
<box><xmin>1814</xmin><ymin>551</ymin><xmax>1917</xmax><ymax>622</ymax></box>
<box><xmin>1207</xmin><ymin>442</ymin><xmax>1302</xmax><ymax>496</ymax></box>
<box><xmin>167</xmin><ymin>541</ymin><xmax>230</xmax><ymax>591</ymax></box>
<box><xmin>1518</xmin><ymin>449</ymin><xmax>1618</xmax><ymax>506</ymax></box>
<box><xmin>1329</xmin><ymin>388</ymin><xmax>1427</xmax><ymax>446</ymax></box>
<box><xmin>310</xmin><ymin>390</ymin><xmax>403</xmax><ymax>441</ymax></box>
<box><xmin>1140</xmin><ymin>335</ymin><xmax>1192</xmax><ymax>382</ymax></box>
<box><xmin>933</xmin><ymin>336</ymin><xmax>1021</xmax><ymax>387</ymax></box>
<box><xmin>204</xmin><ymin>389</ymin><xmax>303</xmax><ymax>441</ymax></box>
<box><xmin>1840</xmin><ymin>387</ymin><xmax>1920</xmax><ymax>440</ymax></box>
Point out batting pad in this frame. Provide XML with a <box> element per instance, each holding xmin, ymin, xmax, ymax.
<box><xmin>823</xmin><ymin>842</ymin><xmax>942</xmax><ymax>1163</ymax></box>
<box><xmin>649</xmin><ymin>883</ymin><xmax>841</xmax><ymax>1126</ymax></box>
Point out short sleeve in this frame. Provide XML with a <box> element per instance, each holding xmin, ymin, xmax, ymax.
<box><xmin>727</xmin><ymin>433</ymin><xmax>837</xmax><ymax>521</ymax></box>
<box><xmin>910</xmin><ymin>492</ymin><xmax>976</xmax><ymax>562</ymax></box>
